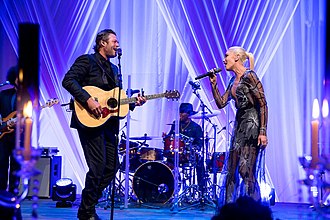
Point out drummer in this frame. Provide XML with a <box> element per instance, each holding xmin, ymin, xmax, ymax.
<box><xmin>165</xmin><ymin>103</ymin><xmax>204</xmax><ymax>189</ymax></box>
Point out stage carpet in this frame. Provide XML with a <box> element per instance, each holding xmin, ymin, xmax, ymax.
<box><xmin>19</xmin><ymin>198</ymin><xmax>328</xmax><ymax>220</ymax></box>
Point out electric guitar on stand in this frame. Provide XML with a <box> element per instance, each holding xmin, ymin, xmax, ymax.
<box><xmin>0</xmin><ymin>98</ymin><xmax>59</xmax><ymax>139</ymax></box>
<box><xmin>74</xmin><ymin>86</ymin><xmax>180</xmax><ymax>128</ymax></box>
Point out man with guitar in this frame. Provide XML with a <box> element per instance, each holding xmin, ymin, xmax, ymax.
<box><xmin>62</xmin><ymin>29</ymin><xmax>146</xmax><ymax>220</ymax></box>
<box><xmin>0</xmin><ymin>66</ymin><xmax>20</xmax><ymax>196</ymax></box>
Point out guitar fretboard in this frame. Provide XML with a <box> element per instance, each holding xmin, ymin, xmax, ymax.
<box><xmin>121</xmin><ymin>93</ymin><xmax>169</xmax><ymax>104</ymax></box>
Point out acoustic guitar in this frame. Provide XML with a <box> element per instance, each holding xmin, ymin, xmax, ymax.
<box><xmin>74</xmin><ymin>86</ymin><xmax>180</xmax><ymax>128</ymax></box>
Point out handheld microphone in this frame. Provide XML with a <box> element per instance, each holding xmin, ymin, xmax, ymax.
<box><xmin>117</xmin><ymin>47</ymin><xmax>122</xmax><ymax>57</ymax></box>
<box><xmin>188</xmin><ymin>81</ymin><xmax>200</xmax><ymax>90</ymax></box>
<box><xmin>195</xmin><ymin>68</ymin><xmax>222</xmax><ymax>80</ymax></box>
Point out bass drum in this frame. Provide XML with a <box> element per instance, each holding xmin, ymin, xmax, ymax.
<box><xmin>132</xmin><ymin>161</ymin><xmax>174</xmax><ymax>204</ymax></box>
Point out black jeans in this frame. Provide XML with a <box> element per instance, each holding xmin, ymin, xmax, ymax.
<box><xmin>77</xmin><ymin>126</ymin><xmax>119</xmax><ymax>218</ymax></box>
<box><xmin>0</xmin><ymin>133</ymin><xmax>20</xmax><ymax>193</ymax></box>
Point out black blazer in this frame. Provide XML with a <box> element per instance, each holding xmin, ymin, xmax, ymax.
<box><xmin>62</xmin><ymin>53</ymin><xmax>126</xmax><ymax>131</ymax></box>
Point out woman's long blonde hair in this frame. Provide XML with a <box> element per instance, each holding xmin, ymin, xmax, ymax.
<box><xmin>229</xmin><ymin>46</ymin><xmax>255</xmax><ymax>70</ymax></box>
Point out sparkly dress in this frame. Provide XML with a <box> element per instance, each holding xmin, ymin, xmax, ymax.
<box><xmin>211</xmin><ymin>70</ymin><xmax>268</xmax><ymax>203</ymax></box>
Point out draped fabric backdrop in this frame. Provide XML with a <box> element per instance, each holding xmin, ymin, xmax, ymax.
<box><xmin>0</xmin><ymin>0</ymin><xmax>326</xmax><ymax>203</ymax></box>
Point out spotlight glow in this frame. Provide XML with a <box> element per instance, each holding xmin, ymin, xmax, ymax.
<box><xmin>56</xmin><ymin>178</ymin><xmax>72</xmax><ymax>187</ymax></box>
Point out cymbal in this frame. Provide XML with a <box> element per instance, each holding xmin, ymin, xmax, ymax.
<box><xmin>129</xmin><ymin>136</ymin><xmax>163</xmax><ymax>140</ymax></box>
<box><xmin>191</xmin><ymin>110</ymin><xmax>221</xmax><ymax>119</ymax></box>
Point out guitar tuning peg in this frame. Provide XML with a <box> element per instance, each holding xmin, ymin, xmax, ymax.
<box><xmin>141</xmin><ymin>88</ymin><xmax>145</xmax><ymax>96</ymax></box>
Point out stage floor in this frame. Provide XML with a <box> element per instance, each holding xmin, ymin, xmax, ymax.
<box><xmin>19</xmin><ymin>198</ymin><xmax>329</xmax><ymax>220</ymax></box>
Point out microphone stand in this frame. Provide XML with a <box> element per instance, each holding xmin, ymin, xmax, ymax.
<box><xmin>110</xmin><ymin>53</ymin><xmax>122</xmax><ymax>220</ymax></box>
<box><xmin>191</xmin><ymin>87</ymin><xmax>216</xmax><ymax>209</ymax></box>
<box><xmin>124</xmin><ymin>76</ymin><xmax>132</xmax><ymax>209</ymax></box>
<box><xmin>203</xmin><ymin>116</ymin><xmax>218</xmax><ymax>201</ymax></box>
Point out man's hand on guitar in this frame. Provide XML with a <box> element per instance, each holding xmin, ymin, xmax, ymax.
<box><xmin>87</xmin><ymin>97</ymin><xmax>102</xmax><ymax>118</ymax></box>
<box><xmin>135</xmin><ymin>94</ymin><xmax>146</xmax><ymax>106</ymax></box>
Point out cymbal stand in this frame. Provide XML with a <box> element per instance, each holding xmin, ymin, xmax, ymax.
<box><xmin>170</xmin><ymin>162</ymin><xmax>202</xmax><ymax>211</ymax></box>
<box><xmin>213</xmin><ymin>126</ymin><xmax>230</xmax><ymax>212</ymax></box>
<box><xmin>204</xmin><ymin>117</ymin><xmax>220</xmax><ymax>201</ymax></box>
<box><xmin>170</xmin><ymin>104</ymin><xmax>181</xmax><ymax>212</ymax></box>
<box><xmin>170</xmin><ymin>183</ymin><xmax>201</xmax><ymax>211</ymax></box>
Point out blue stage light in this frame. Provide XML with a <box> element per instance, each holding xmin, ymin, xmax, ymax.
<box><xmin>52</xmin><ymin>178</ymin><xmax>76</xmax><ymax>208</ymax></box>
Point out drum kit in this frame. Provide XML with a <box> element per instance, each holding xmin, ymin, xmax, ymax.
<box><xmin>115</xmin><ymin>133</ymin><xmax>202</xmax><ymax>205</ymax></box>
<box><xmin>100</xmin><ymin>111</ymin><xmax>226</xmax><ymax>209</ymax></box>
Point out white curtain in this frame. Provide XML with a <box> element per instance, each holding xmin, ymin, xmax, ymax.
<box><xmin>0</xmin><ymin>0</ymin><xmax>326</xmax><ymax>203</ymax></box>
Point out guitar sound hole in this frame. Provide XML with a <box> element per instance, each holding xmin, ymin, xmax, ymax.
<box><xmin>107</xmin><ymin>98</ymin><xmax>118</xmax><ymax>108</ymax></box>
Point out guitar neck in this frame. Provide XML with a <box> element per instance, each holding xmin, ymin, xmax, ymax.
<box><xmin>122</xmin><ymin>93</ymin><xmax>167</xmax><ymax>104</ymax></box>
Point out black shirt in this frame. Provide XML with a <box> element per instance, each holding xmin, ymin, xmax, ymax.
<box><xmin>0</xmin><ymin>88</ymin><xmax>16</xmax><ymax>120</ymax></box>
<box><xmin>0</xmin><ymin>88</ymin><xmax>16</xmax><ymax>141</ymax></box>
<box><xmin>168</xmin><ymin>120</ymin><xmax>203</xmax><ymax>150</ymax></box>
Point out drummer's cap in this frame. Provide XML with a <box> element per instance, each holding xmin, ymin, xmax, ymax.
<box><xmin>179</xmin><ymin>103</ymin><xmax>198</xmax><ymax>116</ymax></box>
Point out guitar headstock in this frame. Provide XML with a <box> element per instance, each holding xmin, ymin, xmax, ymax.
<box><xmin>42</xmin><ymin>98</ymin><xmax>59</xmax><ymax>108</ymax></box>
<box><xmin>164</xmin><ymin>90</ymin><xmax>180</xmax><ymax>100</ymax></box>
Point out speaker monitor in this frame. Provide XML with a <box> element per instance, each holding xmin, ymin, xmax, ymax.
<box><xmin>20</xmin><ymin>156</ymin><xmax>62</xmax><ymax>198</ymax></box>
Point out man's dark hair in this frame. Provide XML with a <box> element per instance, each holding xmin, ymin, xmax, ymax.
<box><xmin>93</xmin><ymin>29</ymin><xmax>116</xmax><ymax>53</ymax></box>
<box><xmin>6</xmin><ymin>65</ymin><xmax>18</xmax><ymax>85</ymax></box>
